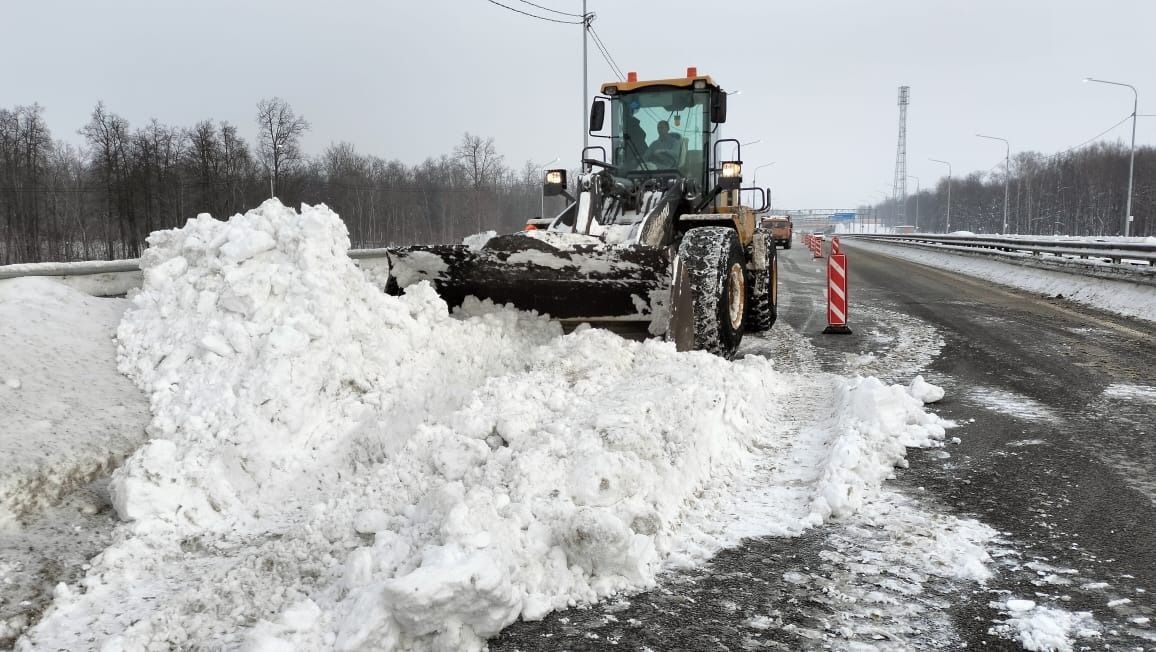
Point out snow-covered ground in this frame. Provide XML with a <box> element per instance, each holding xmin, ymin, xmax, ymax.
<box><xmin>0</xmin><ymin>200</ymin><xmax>1101</xmax><ymax>650</ymax></box>
<box><xmin>847</xmin><ymin>238</ymin><xmax>1156</xmax><ymax>322</ymax></box>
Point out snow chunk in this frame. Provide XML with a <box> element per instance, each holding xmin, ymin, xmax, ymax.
<box><xmin>990</xmin><ymin>600</ymin><xmax>1099</xmax><ymax>652</ymax></box>
<box><xmin>462</xmin><ymin>230</ymin><xmax>496</xmax><ymax>250</ymax></box>
<box><xmin>908</xmin><ymin>375</ymin><xmax>945</xmax><ymax>403</ymax></box>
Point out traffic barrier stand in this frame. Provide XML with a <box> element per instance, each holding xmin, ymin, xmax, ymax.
<box><xmin>830</xmin><ymin>236</ymin><xmax>841</xmax><ymax>256</ymax></box>
<box><xmin>823</xmin><ymin>252</ymin><xmax>852</xmax><ymax>334</ymax></box>
<box><xmin>809</xmin><ymin>235</ymin><xmax>823</xmax><ymax>258</ymax></box>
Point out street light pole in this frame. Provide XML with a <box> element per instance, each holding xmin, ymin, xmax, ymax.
<box><xmin>930</xmin><ymin>158</ymin><xmax>951</xmax><ymax>232</ymax></box>
<box><xmin>1085</xmin><ymin>77</ymin><xmax>1138</xmax><ymax>237</ymax></box>
<box><xmin>752</xmin><ymin>162</ymin><xmax>775</xmax><ymax>189</ymax></box>
<box><xmin>908</xmin><ymin>175</ymin><xmax>920</xmax><ymax>231</ymax></box>
<box><xmin>752</xmin><ymin>161</ymin><xmax>775</xmax><ymax>211</ymax></box>
<box><xmin>977</xmin><ymin>134</ymin><xmax>1010</xmax><ymax>233</ymax></box>
<box><xmin>873</xmin><ymin>191</ymin><xmax>888</xmax><ymax>234</ymax></box>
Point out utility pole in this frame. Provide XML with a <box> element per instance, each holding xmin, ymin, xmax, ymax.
<box><xmin>582</xmin><ymin>1</ymin><xmax>589</xmax><ymax>150</ymax></box>
<box><xmin>930</xmin><ymin>158</ymin><xmax>951</xmax><ymax>233</ymax></box>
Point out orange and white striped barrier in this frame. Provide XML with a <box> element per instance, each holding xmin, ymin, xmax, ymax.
<box><xmin>807</xmin><ymin>234</ymin><xmax>823</xmax><ymax>258</ymax></box>
<box><xmin>823</xmin><ymin>252</ymin><xmax>852</xmax><ymax>334</ymax></box>
<box><xmin>830</xmin><ymin>236</ymin><xmax>841</xmax><ymax>256</ymax></box>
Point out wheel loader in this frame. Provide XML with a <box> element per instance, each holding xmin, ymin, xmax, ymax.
<box><xmin>386</xmin><ymin>68</ymin><xmax>778</xmax><ymax>358</ymax></box>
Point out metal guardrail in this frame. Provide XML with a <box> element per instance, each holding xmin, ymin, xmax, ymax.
<box><xmin>0</xmin><ymin>250</ymin><xmax>394</xmax><ymax>297</ymax></box>
<box><xmin>4</xmin><ymin>236</ymin><xmax>1154</xmax><ymax>296</ymax></box>
<box><xmin>851</xmin><ymin>233</ymin><xmax>1156</xmax><ymax>266</ymax></box>
<box><xmin>846</xmin><ymin>233</ymin><xmax>1156</xmax><ymax>288</ymax></box>
<box><xmin>0</xmin><ymin>258</ymin><xmax>143</xmax><ymax>280</ymax></box>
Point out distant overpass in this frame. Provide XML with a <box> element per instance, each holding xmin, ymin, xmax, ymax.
<box><xmin>765</xmin><ymin>209</ymin><xmax>889</xmax><ymax>233</ymax></box>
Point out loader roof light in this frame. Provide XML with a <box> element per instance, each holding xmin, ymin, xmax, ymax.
<box><xmin>627</xmin><ymin>71</ymin><xmax>638</xmax><ymax>82</ymax></box>
<box><xmin>686</xmin><ymin>66</ymin><xmax>698</xmax><ymax>77</ymax></box>
<box><xmin>605</xmin><ymin>86</ymin><xmax>618</xmax><ymax>95</ymax></box>
<box><xmin>543</xmin><ymin>168</ymin><xmax>567</xmax><ymax>196</ymax></box>
<box><xmin>693</xmin><ymin>79</ymin><xmax>707</xmax><ymax>90</ymax></box>
<box><xmin>720</xmin><ymin>161</ymin><xmax>742</xmax><ymax>190</ymax></box>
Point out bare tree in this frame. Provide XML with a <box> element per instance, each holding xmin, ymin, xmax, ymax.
<box><xmin>453</xmin><ymin>132</ymin><xmax>504</xmax><ymax>231</ymax></box>
<box><xmin>255</xmin><ymin>97</ymin><xmax>310</xmax><ymax>198</ymax></box>
<box><xmin>454</xmin><ymin>132</ymin><xmax>503</xmax><ymax>189</ymax></box>
<box><xmin>80</xmin><ymin>102</ymin><xmax>132</xmax><ymax>258</ymax></box>
<box><xmin>219</xmin><ymin>121</ymin><xmax>254</xmax><ymax>214</ymax></box>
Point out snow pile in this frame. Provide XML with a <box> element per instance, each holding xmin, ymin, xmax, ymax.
<box><xmin>807</xmin><ymin>376</ymin><xmax>945</xmax><ymax>523</ymax></box>
<box><xmin>0</xmin><ymin>277</ymin><xmax>148</xmax><ymax>527</ymax></box>
<box><xmin>22</xmin><ymin>200</ymin><xmax>957</xmax><ymax>651</ymax></box>
<box><xmin>461</xmin><ymin>230</ymin><xmax>496</xmax><ymax>250</ymax></box>
<box><xmin>989</xmin><ymin>598</ymin><xmax>1100</xmax><ymax>651</ymax></box>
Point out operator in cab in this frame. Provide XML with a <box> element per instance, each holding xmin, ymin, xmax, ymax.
<box><xmin>645</xmin><ymin>120</ymin><xmax>681</xmax><ymax>168</ymax></box>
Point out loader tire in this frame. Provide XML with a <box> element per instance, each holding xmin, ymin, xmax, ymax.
<box><xmin>745</xmin><ymin>234</ymin><xmax>778</xmax><ymax>333</ymax></box>
<box><xmin>668</xmin><ymin>227</ymin><xmax>745</xmax><ymax>358</ymax></box>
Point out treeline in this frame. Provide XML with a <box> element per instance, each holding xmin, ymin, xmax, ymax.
<box><xmin>0</xmin><ymin>99</ymin><xmax>553</xmax><ymax>264</ymax></box>
<box><xmin>869</xmin><ymin>143</ymin><xmax>1155</xmax><ymax>236</ymax></box>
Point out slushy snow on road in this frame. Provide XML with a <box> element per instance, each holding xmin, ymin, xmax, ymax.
<box><xmin>18</xmin><ymin>201</ymin><xmax>976</xmax><ymax>651</ymax></box>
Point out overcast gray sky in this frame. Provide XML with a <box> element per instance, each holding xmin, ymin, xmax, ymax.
<box><xmin>6</xmin><ymin>0</ymin><xmax>1155</xmax><ymax>209</ymax></box>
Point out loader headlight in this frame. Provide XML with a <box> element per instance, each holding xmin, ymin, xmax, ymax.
<box><xmin>720</xmin><ymin>161</ymin><xmax>742</xmax><ymax>190</ymax></box>
<box><xmin>544</xmin><ymin>168</ymin><xmax>567</xmax><ymax>196</ymax></box>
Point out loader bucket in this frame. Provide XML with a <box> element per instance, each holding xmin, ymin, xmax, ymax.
<box><xmin>386</xmin><ymin>234</ymin><xmax>671</xmax><ymax>322</ymax></box>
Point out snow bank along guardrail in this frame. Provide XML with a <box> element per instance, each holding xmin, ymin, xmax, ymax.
<box><xmin>849</xmin><ymin>233</ymin><xmax>1156</xmax><ymax>286</ymax></box>
<box><xmin>0</xmin><ymin>249</ymin><xmax>394</xmax><ymax>297</ymax></box>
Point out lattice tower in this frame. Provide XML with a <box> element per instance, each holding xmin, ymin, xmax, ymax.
<box><xmin>891</xmin><ymin>86</ymin><xmax>910</xmax><ymax>223</ymax></box>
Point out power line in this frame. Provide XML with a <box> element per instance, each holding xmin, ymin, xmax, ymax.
<box><xmin>1049</xmin><ymin>112</ymin><xmax>1133</xmax><ymax>158</ymax></box>
<box><xmin>483</xmin><ymin>0</ymin><xmax>583</xmax><ymax>24</ymax></box>
<box><xmin>973</xmin><ymin>112</ymin><xmax>1134</xmax><ymax>179</ymax></box>
<box><xmin>587</xmin><ymin>25</ymin><xmax>624</xmax><ymax>79</ymax></box>
<box><xmin>513</xmin><ymin>0</ymin><xmax>583</xmax><ymax>18</ymax></box>
<box><xmin>588</xmin><ymin>28</ymin><xmax>623</xmax><ymax>80</ymax></box>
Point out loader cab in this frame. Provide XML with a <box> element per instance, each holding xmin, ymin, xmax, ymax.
<box><xmin>596</xmin><ymin>69</ymin><xmax>729</xmax><ymax>196</ymax></box>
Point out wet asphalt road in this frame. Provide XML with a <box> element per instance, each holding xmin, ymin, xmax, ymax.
<box><xmin>838</xmin><ymin>240</ymin><xmax>1156</xmax><ymax>647</ymax></box>
<box><xmin>492</xmin><ymin>240</ymin><xmax>1156</xmax><ymax>651</ymax></box>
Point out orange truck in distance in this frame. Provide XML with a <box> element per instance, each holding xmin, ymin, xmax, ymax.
<box><xmin>761</xmin><ymin>215</ymin><xmax>793</xmax><ymax>249</ymax></box>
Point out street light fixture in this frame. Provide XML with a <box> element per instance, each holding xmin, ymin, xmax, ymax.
<box><xmin>976</xmin><ymin>134</ymin><xmax>1010</xmax><ymax>233</ymax></box>
<box><xmin>1085</xmin><ymin>77</ymin><xmax>1139</xmax><ymax>237</ymax></box>
<box><xmin>908</xmin><ymin>175</ymin><xmax>920</xmax><ymax>231</ymax></box>
<box><xmin>929</xmin><ymin>158</ymin><xmax>952</xmax><ymax>233</ymax></box>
